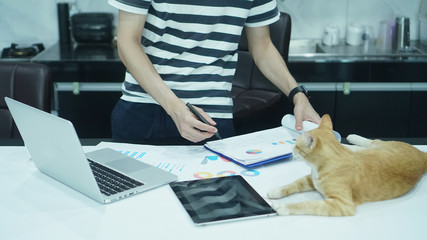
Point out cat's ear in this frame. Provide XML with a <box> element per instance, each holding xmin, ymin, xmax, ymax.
<box><xmin>301</xmin><ymin>132</ymin><xmax>316</xmax><ymax>150</ymax></box>
<box><xmin>319</xmin><ymin>114</ymin><xmax>333</xmax><ymax>130</ymax></box>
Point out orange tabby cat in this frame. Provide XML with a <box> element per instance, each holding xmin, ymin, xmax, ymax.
<box><xmin>268</xmin><ymin>114</ymin><xmax>427</xmax><ymax>216</ymax></box>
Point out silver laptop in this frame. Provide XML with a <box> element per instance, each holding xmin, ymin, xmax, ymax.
<box><xmin>5</xmin><ymin>97</ymin><xmax>177</xmax><ymax>204</ymax></box>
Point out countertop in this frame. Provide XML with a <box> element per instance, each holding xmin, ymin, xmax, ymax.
<box><xmin>32</xmin><ymin>40</ymin><xmax>427</xmax><ymax>64</ymax></box>
<box><xmin>30</xmin><ymin>42</ymin><xmax>125</xmax><ymax>83</ymax></box>
<box><xmin>32</xmin><ymin>42</ymin><xmax>121</xmax><ymax>63</ymax></box>
<box><xmin>288</xmin><ymin>39</ymin><xmax>427</xmax><ymax>62</ymax></box>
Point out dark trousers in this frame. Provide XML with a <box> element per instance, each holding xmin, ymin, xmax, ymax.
<box><xmin>111</xmin><ymin>99</ymin><xmax>235</xmax><ymax>145</ymax></box>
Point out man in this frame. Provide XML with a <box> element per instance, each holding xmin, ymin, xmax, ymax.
<box><xmin>109</xmin><ymin>0</ymin><xmax>320</xmax><ymax>144</ymax></box>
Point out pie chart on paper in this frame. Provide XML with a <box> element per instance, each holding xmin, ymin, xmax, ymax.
<box><xmin>246</xmin><ymin>149</ymin><xmax>263</xmax><ymax>155</ymax></box>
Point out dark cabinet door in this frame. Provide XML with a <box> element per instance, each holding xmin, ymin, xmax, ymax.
<box><xmin>370</xmin><ymin>62</ymin><xmax>427</xmax><ymax>82</ymax></box>
<box><xmin>304</xmin><ymin>83</ymin><xmax>337</xmax><ymax>120</ymax></box>
<box><xmin>289</xmin><ymin>62</ymin><xmax>370</xmax><ymax>83</ymax></box>
<box><xmin>55</xmin><ymin>83</ymin><xmax>122</xmax><ymax>138</ymax></box>
<box><xmin>288</xmin><ymin>61</ymin><xmax>426</xmax><ymax>138</ymax></box>
<box><xmin>310</xmin><ymin>91</ymin><xmax>336</xmax><ymax>120</ymax></box>
<box><xmin>409</xmin><ymin>87</ymin><xmax>427</xmax><ymax>137</ymax></box>
<box><xmin>334</xmin><ymin>83</ymin><xmax>412</xmax><ymax>138</ymax></box>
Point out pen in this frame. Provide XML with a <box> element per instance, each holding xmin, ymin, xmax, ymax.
<box><xmin>186</xmin><ymin>102</ymin><xmax>222</xmax><ymax>140</ymax></box>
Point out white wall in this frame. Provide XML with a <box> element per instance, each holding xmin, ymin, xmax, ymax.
<box><xmin>0</xmin><ymin>0</ymin><xmax>117</xmax><ymax>50</ymax></box>
<box><xmin>0</xmin><ymin>0</ymin><xmax>424</xmax><ymax>50</ymax></box>
<box><xmin>277</xmin><ymin>0</ymin><xmax>423</xmax><ymax>40</ymax></box>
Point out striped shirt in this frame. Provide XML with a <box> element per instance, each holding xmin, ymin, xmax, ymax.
<box><xmin>109</xmin><ymin>0</ymin><xmax>279</xmax><ymax>119</ymax></box>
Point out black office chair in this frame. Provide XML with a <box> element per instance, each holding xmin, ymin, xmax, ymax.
<box><xmin>232</xmin><ymin>12</ymin><xmax>292</xmax><ymax>134</ymax></box>
<box><xmin>0</xmin><ymin>62</ymin><xmax>51</xmax><ymax>138</ymax></box>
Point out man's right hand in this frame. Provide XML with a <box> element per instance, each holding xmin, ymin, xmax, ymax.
<box><xmin>170</xmin><ymin>101</ymin><xmax>218</xmax><ymax>143</ymax></box>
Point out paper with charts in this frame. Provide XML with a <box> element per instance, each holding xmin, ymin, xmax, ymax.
<box><xmin>204</xmin><ymin>114</ymin><xmax>337</xmax><ymax>168</ymax></box>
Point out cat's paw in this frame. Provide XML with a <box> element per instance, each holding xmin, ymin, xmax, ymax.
<box><xmin>346</xmin><ymin>134</ymin><xmax>360</xmax><ymax>143</ymax></box>
<box><xmin>271</xmin><ymin>202</ymin><xmax>291</xmax><ymax>216</ymax></box>
<box><xmin>347</xmin><ymin>134</ymin><xmax>371</xmax><ymax>147</ymax></box>
<box><xmin>267</xmin><ymin>187</ymin><xmax>285</xmax><ymax>199</ymax></box>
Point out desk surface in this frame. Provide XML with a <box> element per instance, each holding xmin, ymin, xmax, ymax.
<box><xmin>1</xmin><ymin>142</ymin><xmax>427</xmax><ymax>240</ymax></box>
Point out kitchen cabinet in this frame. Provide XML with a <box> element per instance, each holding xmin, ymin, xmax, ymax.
<box><xmin>302</xmin><ymin>83</ymin><xmax>337</xmax><ymax>120</ymax></box>
<box><xmin>371</xmin><ymin>62</ymin><xmax>427</xmax><ymax>82</ymax></box>
<box><xmin>288</xmin><ymin>61</ymin><xmax>427</xmax><ymax>138</ymax></box>
<box><xmin>32</xmin><ymin>43</ymin><xmax>125</xmax><ymax>138</ymax></box>
<box><xmin>55</xmin><ymin>83</ymin><xmax>122</xmax><ymax>138</ymax></box>
<box><xmin>289</xmin><ymin>62</ymin><xmax>370</xmax><ymax>136</ymax></box>
<box><xmin>334</xmin><ymin>84</ymin><xmax>412</xmax><ymax>138</ymax></box>
<box><xmin>409</xmin><ymin>86</ymin><xmax>427</xmax><ymax>137</ymax></box>
<box><xmin>289</xmin><ymin>62</ymin><xmax>370</xmax><ymax>82</ymax></box>
<box><xmin>32</xmin><ymin>42</ymin><xmax>427</xmax><ymax>139</ymax></box>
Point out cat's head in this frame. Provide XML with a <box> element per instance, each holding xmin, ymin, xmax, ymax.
<box><xmin>293</xmin><ymin>114</ymin><xmax>340</xmax><ymax>164</ymax></box>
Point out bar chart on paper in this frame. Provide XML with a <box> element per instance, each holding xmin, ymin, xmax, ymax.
<box><xmin>153</xmin><ymin>161</ymin><xmax>186</xmax><ymax>174</ymax></box>
<box><xmin>117</xmin><ymin>150</ymin><xmax>147</xmax><ymax>159</ymax></box>
<box><xmin>117</xmin><ymin>149</ymin><xmax>187</xmax><ymax>175</ymax></box>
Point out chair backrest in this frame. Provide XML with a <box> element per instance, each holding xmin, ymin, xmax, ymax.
<box><xmin>0</xmin><ymin>62</ymin><xmax>51</xmax><ymax>138</ymax></box>
<box><xmin>233</xmin><ymin>12</ymin><xmax>292</xmax><ymax>92</ymax></box>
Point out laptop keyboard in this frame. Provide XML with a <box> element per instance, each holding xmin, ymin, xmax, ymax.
<box><xmin>88</xmin><ymin>160</ymin><xmax>144</xmax><ymax>196</ymax></box>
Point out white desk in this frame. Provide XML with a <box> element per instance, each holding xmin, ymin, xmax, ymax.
<box><xmin>1</xmin><ymin>143</ymin><xmax>427</xmax><ymax>240</ymax></box>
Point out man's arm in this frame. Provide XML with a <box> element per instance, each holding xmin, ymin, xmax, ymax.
<box><xmin>245</xmin><ymin>25</ymin><xmax>320</xmax><ymax>130</ymax></box>
<box><xmin>116</xmin><ymin>10</ymin><xmax>217</xmax><ymax>142</ymax></box>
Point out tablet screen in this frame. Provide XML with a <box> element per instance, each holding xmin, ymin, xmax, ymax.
<box><xmin>169</xmin><ymin>175</ymin><xmax>276</xmax><ymax>225</ymax></box>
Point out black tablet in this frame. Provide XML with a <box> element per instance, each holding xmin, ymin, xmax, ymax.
<box><xmin>169</xmin><ymin>175</ymin><xmax>277</xmax><ymax>225</ymax></box>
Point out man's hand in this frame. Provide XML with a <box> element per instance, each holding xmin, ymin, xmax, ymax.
<box><xmin>293</xmin><ymin>93</ymin><xmax>321</xmax><ymax>131</ymax></box>
<box><xmin>169</xmin><ymin>101</ymin><xmax>218</xmax><ymax>143</ymax></box>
